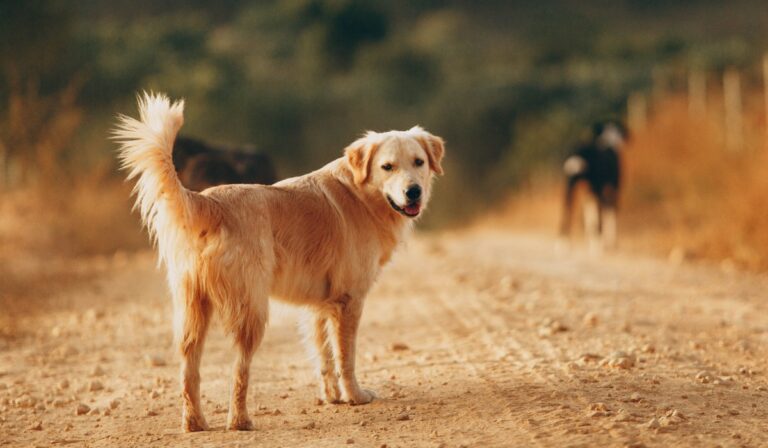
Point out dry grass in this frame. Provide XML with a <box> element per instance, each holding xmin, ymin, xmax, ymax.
<box><xmin>482</xmin><ymin>94</ymin><xmax>768</xmax><ymax>270</ymax></box>
<box><xmin>621</xmin><ymin>96</ymin><xmax>768</xmax><ymax>269</ymax></box>
<box><xmin>0</xmin><ymin>174</ymin><xmax>146</xmax><ymax>260</ymax></box>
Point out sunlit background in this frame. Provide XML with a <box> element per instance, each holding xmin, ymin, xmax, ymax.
<box><xmin>5</xmin><ymin>3</ymin><xmax>768</xmax><ymax>447</ymax></box>
<box><xmin>2</xmin><ymin>0</ymin><xmax>768</xmax><ymax>267</ymax></box>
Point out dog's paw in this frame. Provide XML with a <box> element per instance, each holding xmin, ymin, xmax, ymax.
<box><xmin>227</xmin><ymin>414</ymin><xmax>255</xmax><ymax>431</ymax></box>
<box><xmin>182</xmin><ymin>414</ymin><xmax>210</xmax><ymax>432</ymax></box>
<box><xmin>347</xmin><ymin>388</ymin><xmax>376</xmax><ymax>405</ymax></box>
<box><xmin>319</xmin><ymin>380</ymin><xmax>342</xmax><ymax>404</ymax></box>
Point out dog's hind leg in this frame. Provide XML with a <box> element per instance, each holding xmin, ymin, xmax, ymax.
<box><xmin>225</xmin><ymin>295</ymin><xmax>267</xmax><ymax>430</ymax></box>
<box><xmin>173</xmin><ymin>282</ymin><xmax>213</xmax><ymax>432</ymax></box>
<box><xmin>328</xmin><ymin>295</ymin><xmax>375</xmax><ymax>405</ymax></box>
<box><xmin>300</xmin><ymin>311</ymin><xmax>342</xmax><ymax>404</ymax></box>
<box><xmin>560</xmin><ymin>176</ymin><xmax>579</xmax><ymax>239</ymax></box>
<box><xmin>583</xmin><ymin>195</ymin><xmax>602</xmax><ymax>255</ymax></box>
<box><xmin>601</xmin><ymin>186</ymin><xmax>619</xmax><ymax>250</ymax></box>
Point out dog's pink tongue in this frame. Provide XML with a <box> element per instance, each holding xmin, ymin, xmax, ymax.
<box><xmin>404</xmin><ymin>203</ymin><xmax>421</xmax><ymax>216</ymax></box>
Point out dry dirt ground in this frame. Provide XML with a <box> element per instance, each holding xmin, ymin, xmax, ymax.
<box><xmin>1</xmin><ymin>230</ymin><xmax>768</xmax><ymax>447</ymax></box>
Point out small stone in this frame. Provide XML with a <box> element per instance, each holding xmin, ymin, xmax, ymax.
<box><xmin>89</xmin><ymin>380</ymin><xmax>104</xmax><ymax>392</ymax></box>
<box><xmin>646</xmin><ymin>417</ymin><xmax>660</xmax><ymax>429</ymax></box>
<box><xmin>640</xmin><ymin>344</ymin><xmax>656</xmax><ymax>354</ymax></box>
<box><xmin>614</xmin><ymin>409</ymin><xmax>633</xmax><ymax>422</ymax></box>
<box><xmin>58</xmin><ymin>379</ymin><xmax>70</xmax><ymax>390</ymax></box>
<box><xmin>88</xmin><ymin>407</ymin><xmax>101</xmax><ymax>416</ymax></box>
<box><xmin>144</xmin><ymin>354</ymin><xmax>166</xmax><ymax>367</ymax></box>
<box><xmin>272</xmin><ymin>409</ymin><xmax>282</xmax><ymax>416</ymax></box>
<box><xmin>396</xmin><ymin>413</ymin><xmax>410</xmax><ymax>421</ymax></box>
<box><xmin>30</xmin><ymin>421</ymin><xmax>43</xmax><ymax>431</ymax></box>
<box><xmin>52</xmin><ymin>398</ymin><xmax>67</xmax><ymax>408</ymax></box>
<box><xmin>150</xmin><ymin>390</ymin><xmax>160</xmax><ymax>399</ymax></box>
<box><xmin>669</xmin><ymin>409</ymin><xmax>685</xmax><ymax>421</ymax></box>
<box><xmin>605</xmin><ymin>351</ymin><xmax>636</xmax><ymax>369</ymax></box>
<box><xmin>346</xmin><ymin>438</ymin><xmax>355</xmax><ymax>444</ymax></box>
<box><xmin>538</xmin><ymin>319</ymin><xmax>569</xmax><ymax>336</ymax></box>
<box><xmin>84</xmin><ymin>308</ymin><xmax>105</xmax><ymax>320</ymax></box>
<box><xmin>583</xmin><ymin>312</ymin><xmax>599</xmax><ymax>327</ymax></box>
<box><xmin>389</xmin><ymin>342</ymin><xmax>410</xmax><ymax>351</ymax></box>
<box><xmin>629</xmin><ymin>392</ymin><xmax>642</xmax><ymax>402</ymax></box>
<box><xmin>695</xmin><ymin>371</ymin><xmax>713</xmax><ymax>384</ymax></box>
<box><xmin>109</xmin><ymin>399</ymin><xmax>120</xmax><ymax>409</ymax></box>
<box><xmin>76</xmin><ymin>403</ymin><xmax>90</xmax><ymax>415</ymax></box>
<box><xmin>15</xmin><ymin>396</ymin><xmax>36</xmax><ymax>408</ymax></box>
<box><xmin>303</xmin><ymin>421</ymin><xmax>316</xmax><ymax>429</ymax></box>
<box><xmin>578</xmin><ymin>353</ymin><xmax>603</xmax><ymax>364</ymax></box>
<box><xmin>146</xmin><ymin>409</ymin><xmax>158</xmax><ymax>417</ymax></box>
<box><xmin>91</xmin><ymin>365</ymin><xmax>105</xmax><ymax>377</ymax></box>
<box><xmin>714</xmin><ymin>376</ymin><xmax>734</xmax><ymax>386</ymax></box>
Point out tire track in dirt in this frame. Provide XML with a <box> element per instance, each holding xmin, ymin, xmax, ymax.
<box><xmin>412</xmin><ymin>239</ymin><xmax>643</xmax><ymax>446</ymax></box>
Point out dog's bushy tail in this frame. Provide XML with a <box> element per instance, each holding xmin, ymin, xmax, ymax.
<box><xmin>113</xmin><ymin>92</ymin><xmax>209</xmax><ymax>268</ymax></box>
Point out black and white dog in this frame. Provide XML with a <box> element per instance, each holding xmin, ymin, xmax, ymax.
<box><xmin>560</xmin><ymin>121</ymin><xmax>627</xmax><ymax>251</ymax></box>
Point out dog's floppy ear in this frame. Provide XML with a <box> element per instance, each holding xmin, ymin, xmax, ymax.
<box><xmin>345</xmin><ymin>134</ymin><xmax>379</xmax><ymax>185</ymax></box>
<box><xmin>410</xmin><ymin>126</ymin><xmax>445</xmax><ymax>175</ymax></box>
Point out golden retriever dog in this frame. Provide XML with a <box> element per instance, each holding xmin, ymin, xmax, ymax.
<box><xmin>114</xmin><ymin>93</ymin><xmax>444</xmax><ymax>432</ymax></box>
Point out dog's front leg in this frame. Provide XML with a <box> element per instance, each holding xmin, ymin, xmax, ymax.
<box><xmin>301</xmin><ymin>312</ymin><xmax>342</xmax><ymax>404</ymax></box>
<box><xmin>329</xmin><ymin>295</ymin><xmax>375</xmax><ymax>405</ymax></box>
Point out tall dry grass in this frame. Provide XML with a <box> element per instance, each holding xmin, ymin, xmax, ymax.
<box><xmin>0</xmin><ymin>173</ymin><xmax>146</xmax><ymax>260</ymax></box>
<box><xmin>622</xmin><ymin>96</ymin><xmax>768</xmax><ymax>269</ymax></box>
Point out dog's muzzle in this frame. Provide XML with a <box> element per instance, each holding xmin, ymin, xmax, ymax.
<box><xmin>387</xmin><ymin>195</ymin><xmax>422</xmax><ymax>218</ymax></box>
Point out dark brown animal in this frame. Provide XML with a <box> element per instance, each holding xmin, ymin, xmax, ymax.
<box><xmin>172</xmin><ymin>137</ymin><xmax>277</xmax><ymax>191</ymax></box>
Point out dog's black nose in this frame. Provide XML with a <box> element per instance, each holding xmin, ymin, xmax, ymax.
<box><xmin>405</xmin><ymin>185</ymin><xmax>422</xmax><ymax>201</ymax></box>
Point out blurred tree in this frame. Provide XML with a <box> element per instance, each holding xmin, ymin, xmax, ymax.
<box><xmin>324</xmin><ymin>1</ymin><xmax>388</xmax><ymax>69</ymax></box>
<box><xmin>0</xmin><ymin>0</ymin><xmax>84</xmax><ymax>187</ymax></box>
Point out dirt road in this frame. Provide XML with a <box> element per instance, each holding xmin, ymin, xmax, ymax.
<box><xmin>2</xmin><ymin>230</ymin><xmax>768</xmax><ymax>447</ymax></box>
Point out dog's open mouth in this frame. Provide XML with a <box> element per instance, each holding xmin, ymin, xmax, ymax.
<box><xmin>387</xmin><ymin>195</ymin><xmax>421</xmax><ymax>218</ymax></box>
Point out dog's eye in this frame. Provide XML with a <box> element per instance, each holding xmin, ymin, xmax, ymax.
<box><xmin>381</xmin><ymin>163</ymin><xmax>393</xmax><ymax>171</ymax></box>
<box><xmin>414</xmin><ymin>158</ymin><xmax>424</xmax><ymax>167</ymax></box>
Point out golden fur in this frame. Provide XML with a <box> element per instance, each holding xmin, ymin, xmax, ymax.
<box><xmin>114</xmin><ymin>92</ymin><xmax>444</xmax><ymax>432</ymax></box>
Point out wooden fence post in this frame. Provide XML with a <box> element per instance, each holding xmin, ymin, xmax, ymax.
<box><xmin>688</xmin><ymin>71</ymin><xmax>707</xmax><ymax>117</ymax></box>
<box><xmin>723</xmin><ymin>68</ymin><xmax>743</xmax><ymax>152</ymax></box>
<box><xmin>627</xmin><ymin>92</ymin><xmax>647</xmax><ymax>132</ymax></box>
<box><xmin>0</xmin><ymin>138</ymin><xmax>6</xmax><ymax>189</ymax></box>
<box><xmin>763</xmin><ymin>54</ymin><xmax>768</xmax><ymax>146</ymax></box>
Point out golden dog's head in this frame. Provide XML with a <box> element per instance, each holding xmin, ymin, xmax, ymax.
<box><xmin>345</xmin><ymin>126</ymin><xmax>444</xmax><ymax>218</ymax></box>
